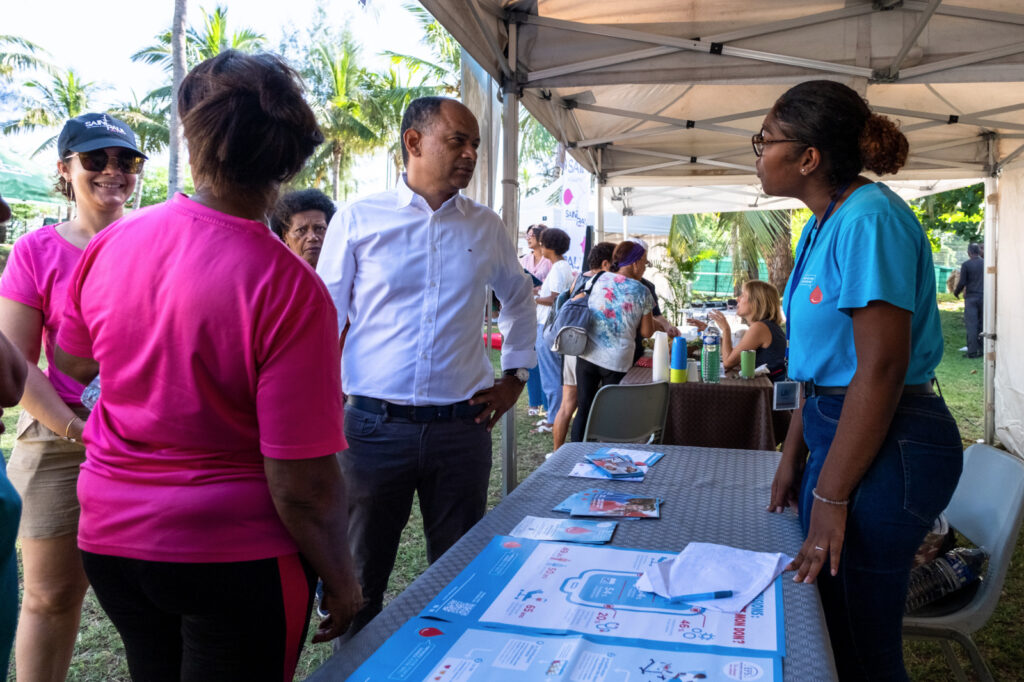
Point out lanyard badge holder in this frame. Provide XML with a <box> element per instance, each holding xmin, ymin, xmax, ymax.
<box><xmin>773</xmin><ymin>183</ymin><xmax>850</xmax><ymax>411</ymax></box>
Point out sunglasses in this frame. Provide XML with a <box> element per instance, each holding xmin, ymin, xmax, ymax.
<box><xmin>66</xmin><ymin>150</ymin><xmax>145</xmax><ymax>174</ymax></box>
<box><xmin>751</xmin><ymin>133</ymin><xmax>803</xmax><ymax>158</ymax></box>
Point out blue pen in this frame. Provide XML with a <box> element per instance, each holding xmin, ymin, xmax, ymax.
<box><xmin>668</xmin><ymin>590</ymin><xmax>733</xmax><ymax>604</ymax></box>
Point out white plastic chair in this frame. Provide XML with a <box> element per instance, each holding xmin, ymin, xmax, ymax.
<box><xmin>581</xmin><ymin>381</ymin><xmax>670</xmax><ymax>444</ymax></box>
<box><xmin>903</xmin><ymin>444</ymin><xmax>1024</xmax><ymax>682</ymax></box>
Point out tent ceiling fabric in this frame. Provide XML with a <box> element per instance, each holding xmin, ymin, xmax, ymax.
<box><xmin>421</xmin><ymin>0</ymin><xmax>1023</xmax><ymax>215</ymax></box>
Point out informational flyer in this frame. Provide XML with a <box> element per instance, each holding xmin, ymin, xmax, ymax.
<box><xmin>508</xmin><ymin>516</ymin><xmax>617</xmax><ymax>544</ymax></box>
<box><xmin>348</xmin><ymin>616</ymin><xmax>781</xmax><ymax>682</ymax></box>
<box><xmin>422</xmin><ymin>537</ymin><xmax>784</xmax><ymax>656</ymax></box>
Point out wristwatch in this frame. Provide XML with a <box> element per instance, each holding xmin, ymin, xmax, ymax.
<box><xmin>504</xmin><ymin>368</ymin><xmax>530</xmax><ymax>384</ymax></box>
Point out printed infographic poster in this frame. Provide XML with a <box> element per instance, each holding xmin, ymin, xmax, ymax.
<box><xmin>348</xmin><ymin>616</ymin><xmax>781</xmax><ymax>682</ymax></box>
<box><xmin>422</xmin><ymin>537</ymin><xmax>784</xmax><ymax>656</ymax></box>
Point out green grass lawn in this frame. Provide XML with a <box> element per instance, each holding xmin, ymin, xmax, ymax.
<box><xmin>4</xmin><ymin>298</ymin><xmax>1015</xmax><ymax>680</ymax></box>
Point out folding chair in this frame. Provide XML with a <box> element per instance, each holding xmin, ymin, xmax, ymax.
<box><xmin>903</xmin><ymin>444</ymin><xmax>1024</xmax><ymax>682</ymax></box>
<box><xmin>581</xmin><ymin>381</ymin><xmax>670</xmax><ymax>444</ymax></box>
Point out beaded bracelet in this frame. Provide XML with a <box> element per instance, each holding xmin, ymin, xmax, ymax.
<box><xmin>812</xmin><ymin>488</ymin><xmax>849</xmax><ymax>506</ymax></box>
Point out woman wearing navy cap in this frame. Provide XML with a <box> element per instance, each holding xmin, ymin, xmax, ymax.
<box><xmin>0</xmin><ymin>112</ymin><xmax>143</xmax><ymax>680</ymax></box>
<box><xmin>759</xmin><ymin>81</ymin><xmax>962</xmax><ymax>680</ymax></box>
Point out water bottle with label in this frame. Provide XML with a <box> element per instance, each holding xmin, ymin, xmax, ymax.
<box><xmin>904</xmin><ymin>547</ymin><xmax>986</xmax><ymax>613</ymax></box>
<box><xmin>701</xmin><ymin>322</ymin><xmax>721</xmax><ymax>383</ymax></box>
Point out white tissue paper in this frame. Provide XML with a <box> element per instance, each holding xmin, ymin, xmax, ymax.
<box><xmin>635</xmin><ymin>542</ymin><xmax>793</xmax><ymax>613</ymax></box>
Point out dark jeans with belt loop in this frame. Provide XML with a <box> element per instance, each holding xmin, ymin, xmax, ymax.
<box><xmin>339</xmin><ymin>403</ymin><xmax>491</xmax><ymax>637</ymax></box>
<box><xmin>799</xmin><ymin>392</ymin><xmax>962</xmax><ymax>681</ymax></box>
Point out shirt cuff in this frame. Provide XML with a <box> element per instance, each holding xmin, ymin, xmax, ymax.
<box><xmin>501</xmin><ymin>349</ymin><xmax>538</xmax><ymax>372</ymax></box>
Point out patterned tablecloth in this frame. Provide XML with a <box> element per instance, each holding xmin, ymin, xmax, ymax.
<box><xmin>623</xmin><ymin>365</ymin><xmax>784</xmax><ymax>450</ymax></box>
<box><xmin>307</xmin><ymin>442</ymin><xmax>837</xmax><ymax>681</ymax></box>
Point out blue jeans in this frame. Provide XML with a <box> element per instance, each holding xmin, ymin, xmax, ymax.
<box><xmin>525</xmin><ymin>365</ymin><xmax>545</xmax><ymax>409</ymax></box>
<box><xmin>340</xmin><ymin>406</ymin><xmax>491</xmax><ymax>635</ymax></box>
<box><xmin>799</xmin><ymin>393</ymin><xmax>962</xmax><ymax>681</ymax></box>
<box><xmin>535</xmin><ymin>322</ymin><xmax>563</xmax><ymax>422</ymax></box>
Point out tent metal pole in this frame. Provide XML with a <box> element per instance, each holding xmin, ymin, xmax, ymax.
<box><xmin>983</xmin><ymin>170</ymin><xmax>998</xmax><ymax>445</ymax></box>
<box><xmin>500</xmin><ymin>20</ymin><xmax>520</xmax><ymax>496</ymax></box>
<box><xmin>596</xmin><ymin>147</ymin><xmax>606</xmax><ymax>243</ymax></box>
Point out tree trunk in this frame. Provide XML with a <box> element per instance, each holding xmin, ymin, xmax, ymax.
<box><xmin>133</xmin><ymin>165</ymin><xmax>146</xmax><ymax>210</ymax></box>
<box><xmin>167</xmin><ymin>0</ymin><xmax>188</xmax><ymax>198</ymax></box>
<box><xmin>331</xmin><ymin>147</ymin><xmax>341</xmax><ymax>201</ymax></box>
<box><xmin>766</xmin><ymin>210</ymin><xmax>794</xmax><ymax>293</ymax></box>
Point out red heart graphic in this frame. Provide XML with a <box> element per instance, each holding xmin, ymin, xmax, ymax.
<box><xmin>502</xmin><ymin>541</ymin><xmax>522</xmax><ymax>549</ymax></box>
<box><xmin>809</xmin><ymin>286</ymin><xmax>823</xmax><ymax>304</ymax></box>
<box><xmin>419</xmin><ymin>627</ymin><xmax>444</xmax><ymax>637</ymax></box>
<box><xmin>564</xmin><ymin>526</ymin><xmax>590</xmax><ymax>534</ymax></box>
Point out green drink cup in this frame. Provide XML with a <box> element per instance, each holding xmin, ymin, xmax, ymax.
<box><xmin>740</xmin><ymin>349</ymin><xmax>755</xmax><ymax>379</ymax></box>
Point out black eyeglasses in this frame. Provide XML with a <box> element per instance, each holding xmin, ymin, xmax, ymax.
<box><xmin>751</xmin><ymin>133</ymin><xmax>802</xmax><ymax>158</ymax></box>
<box><xmin>66</xmin><ymin>150</ymin><xmax>145</xmax><ymax>174</ymax></box>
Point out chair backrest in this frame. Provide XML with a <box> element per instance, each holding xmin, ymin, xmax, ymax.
<box><xmin>908</xmin><ymin>444</ymin><xmax>1024</xmax><ymax>633</ymax></box>
<box><xmin>581</xmin><ymin>381</ymin><xmax>670</xmax><ymax>444</ymax></box>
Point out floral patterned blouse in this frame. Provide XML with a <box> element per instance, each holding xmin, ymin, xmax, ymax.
<box><xmin>580</xmin><ymin>274</ymin><xmax>654</xmax><ymax>372</ymax></box>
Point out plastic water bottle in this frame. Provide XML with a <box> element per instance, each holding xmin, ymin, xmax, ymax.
<box><xmin>700</xmin><ymin>323</ymin><xmax>721</xmax><ymax>383</ymax></box>
<box><xmin>905</xmin><ymin>547</ymin><xmax>987</xmax><ymax>613</ymax></box>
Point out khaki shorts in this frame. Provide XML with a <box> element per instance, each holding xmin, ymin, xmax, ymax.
<box><xmin>6</xmin><ymin>407</ymin><xmax>88</xmax><ymax>539</ymax></box>
<box><xmin>562</xmin><ymin>355</ymin><xmax>577</xmax><ymax>387</ymax></box>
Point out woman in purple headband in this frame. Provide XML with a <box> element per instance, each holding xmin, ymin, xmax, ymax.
<box><xmin>570</xmin><ymin>240</ymin><xmax>655</xmax><ymax>442</ymax></box>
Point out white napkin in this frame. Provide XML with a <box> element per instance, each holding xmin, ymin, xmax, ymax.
<box><xmin>755</xmin><ymin>363</ymin><xmax>770</xmax><ymax>376</ymax></box>
<box><xmin>635</xmin><ymin>542</ymin><xmax>793</xmax><ymax>613</ymax></box>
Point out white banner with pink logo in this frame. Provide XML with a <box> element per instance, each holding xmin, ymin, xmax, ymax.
<box><xmin>560</xmin><ymin>156</ymin><xmax>591</xmax><ymax>275</ymax></box>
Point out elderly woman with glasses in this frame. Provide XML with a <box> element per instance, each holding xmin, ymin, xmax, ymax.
<box><xmin>270</xmin><ymin>189</ymin><xmax>336</xmax><ymax>269</ymax></box>
<box><xmin>0</xmin><ymin>112</ymin><xmax>145</xmax><ymax>681</ymax></box>
<box><xmin>758</xmin><ymin>80</ymin><xmax>962</xmax><ymax>681</ymax></box>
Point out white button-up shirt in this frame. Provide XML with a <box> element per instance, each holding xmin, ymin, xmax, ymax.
<box><xmin>317</xmin><ymin>176</ymin><xmax>537</xmax><ymax>405</ymax></box>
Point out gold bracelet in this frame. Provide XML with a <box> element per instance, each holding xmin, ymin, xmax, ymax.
<box><xmin>812</xmin><ymin>488</ymin><xmax>849</xmax><ymax>506</ymax></box>
<box><xmin>63</xmin><ymin>416</ymin><xmax>80</xmax><ymax>442</ymax></box>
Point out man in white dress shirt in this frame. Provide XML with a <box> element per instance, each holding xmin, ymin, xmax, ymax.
<box><xmin>317</xmin><ymin>97</ymin><xmax>537</xmax><ymax>636</ymax></box>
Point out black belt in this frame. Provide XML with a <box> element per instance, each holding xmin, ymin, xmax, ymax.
<box><xmin>803</xmin><ymin>380</ymin><xmax>935</xmax><ymax>398</ymax></box>
<box><xmin>346</xmin><ymin>395</ymin><xmax>484</xmax><ymax>422</ymax></box>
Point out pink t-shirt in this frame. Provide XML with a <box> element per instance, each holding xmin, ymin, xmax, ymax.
<box><xmin>58</xmin><ymin>194</ymin><xmax>347</xmax><ymax>563</ymax></box>
<box><xmin>520</xmin><ymin>251</ymin><xmax>552</xmax><ymax>282</ymax></box>
<box><xmin>0</xmin><ymin>225</ymin><xmax>87</xmax><ymax>405</ymax></box>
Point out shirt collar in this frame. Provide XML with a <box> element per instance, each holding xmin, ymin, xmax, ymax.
<box><xmin>396</xmin><ymin>174</ymin><xmax>468</xmax><ymax>216</ymax></box>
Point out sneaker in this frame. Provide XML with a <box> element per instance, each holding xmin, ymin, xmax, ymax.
<box><xmin>535</xmin><ymin>418</ymin><xmax>549</xmax><ymax>426</ymax></box>
<box><xmin>315</xmin><ymin>579</ymin><xmax>329</xmax><ymax>619</ymax></box>
<box><xmin>528</xmin><ymin>407</ymin><xmax>542</xmax><ymax>417</ymax></box>
<box><xmin>531</xmin><ymin>424</ymin><xmax>553</xmax><ymax>434</ymax></box>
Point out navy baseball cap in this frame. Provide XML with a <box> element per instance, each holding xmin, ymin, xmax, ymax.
<box><xmin>57</xmin><ymin>113</ymin><xmax>146</xmax><ymax>159</ymax></box>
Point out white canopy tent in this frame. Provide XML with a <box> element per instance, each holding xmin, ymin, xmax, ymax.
<box><xmin>425</xmin><ymin>0</ymin><xmax>1024</xmax><ymax>485</ymax></box>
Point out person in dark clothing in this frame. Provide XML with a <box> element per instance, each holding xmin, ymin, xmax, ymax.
<box><xmin>954</xmin><ymin>243</ymin><xmax>984</xmax><ymax>358</ymax></box>
<box><xmin>695</xmin><ymin>280</ymin><xmax>788</xmax><ymax>382</ymax></box>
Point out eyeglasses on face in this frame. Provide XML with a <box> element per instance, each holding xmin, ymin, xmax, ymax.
<box><xmin>66</xmin><ymin>150</ymin><xmax>145</xmax><ymax>174</ymax></box>
<box><xmin>751</xmin><ymin>133</ymin><xmax>803</xmax><ymax>158</ymax></box>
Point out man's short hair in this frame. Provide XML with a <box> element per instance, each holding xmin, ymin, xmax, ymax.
<box><xmin>968</xmin><ymin>243</ymin><xmax>982</xmax><ymax>257</ymax></box>
<box><xmin>541</xmin><ymin>227</ymin><xmax>571</xmax><ymax>257</ymax></box>
<box><xmin>400</xmin><ymin>96</ymin><xmax>452</xmax><ymax>166</ymax></box>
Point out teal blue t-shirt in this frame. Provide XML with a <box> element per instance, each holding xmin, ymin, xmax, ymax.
<box><xmin>782</xmin><ymin>182</ymin><xmax>943</xmax><ymax>386</ymax></box>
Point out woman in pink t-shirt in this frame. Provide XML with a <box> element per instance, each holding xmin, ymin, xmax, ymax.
<box><xmin>55</xmin><ymin>51</ymin><xmax>361</xmax><ymax>681</ymax></box>
<box><xmin>0</xmin><ymin>112</ymin><xmax>145</xmax><ymax>681</ymax></box>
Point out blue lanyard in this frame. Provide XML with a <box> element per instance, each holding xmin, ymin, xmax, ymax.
<box><xmin>784</xmin><ymin>182</ymin><xmax>852</xmax><ymax>345</ymax></box>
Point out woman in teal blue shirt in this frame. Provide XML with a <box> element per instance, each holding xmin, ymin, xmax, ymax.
<box><xmin>760</xmin><ymin>81</ymin><xmax>963</xmax><ymax>681</ymax></box>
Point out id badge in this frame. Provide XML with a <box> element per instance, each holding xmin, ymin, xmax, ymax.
<box><xmin>773</xmin><ymin>380</ymin><xmax>801</xmax><ymax>411</ymax></box>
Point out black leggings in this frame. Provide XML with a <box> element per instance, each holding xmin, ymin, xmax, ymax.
<box><xmin>571</xmin><ymin>357</ymin><xmax>627</xmax><ymax>442</ymax></box>
<box><xmin>81</xmin><ymin>551</ymin><xmax>316</xmax><ymax>682</ymax></box>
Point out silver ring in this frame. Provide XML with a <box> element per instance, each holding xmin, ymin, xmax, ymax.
<box><xmin>814</xmin><ymin>545</ymin><xmax>826</xmax><ymax>552</ymax></box>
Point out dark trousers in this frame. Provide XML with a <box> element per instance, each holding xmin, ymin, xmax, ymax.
<box><xmin>799</xmin><ymin>394</ymin><xmax>962</xmax><ymax>681</ymax></box>
<box><xmin>964</xmin><ymin>294</ymin><xmax>983</xmax><ymax>356</ymax></box>
<box><xmin>339</xmin><ymin>407</ymin><xmax>491</xmax><ymax>636</ymax></box>
<box><xmin>81</xmin><ymin>551</ymin><xmax>316</xmax><ymax>682</ymax></box>
<box><xmin>570</xmin><ymin>357</ymin><xmax>627</xmax><ymax>442</ymax></box>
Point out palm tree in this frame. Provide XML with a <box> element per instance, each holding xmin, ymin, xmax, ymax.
<box><xmin>385</xmin><ymin>2</ymin><xmax>461</xmax><ymax>96</ymax></box>
<box><xmin>131</xmin><ymin>5</ymin><xmax>266</xmax><ymax>72</ymax></box>
<box><xmin>3</xmin><ymin>68</ymin><xmax>99</xmax><ymax>156</ymax></box>
<box><xmin>134</xmin><ymin>3</ymin><xmax>265</xmax><ymax>197</ymax></box>
<box><xmin>0</xmin><ymin>34</ymin><xmax>54</xmax><ymax>82</ymax></box>
<box><xmin>110</xmin><ymin>92</ymin><xmax>171</xmax><ymax>209</ymax></box>
<box><xmin>714</xmin><ymin>210</ymin><xmax>791</xmax><ymax>295</ymax></box>
<box><xmin>361</xmin><ymin>66</ymin><xmax>441</xmax><ymax>184</ymax></box>
<box><xmin>168</xmin><ymin>0</ymin><xmax>188</xmax><ymax>197</ymax></box>
<box><xmin>302</xmin><ymin>39</ymin><xmax>379</xmax><ymax>201</ymax></box>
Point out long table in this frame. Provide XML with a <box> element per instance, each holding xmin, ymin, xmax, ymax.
<box><xmin>622</xmin><ymin>365</ymin><xmax>781</xmax><ymax>450</ymax></box>
<box><xmin>307</xmin><ymin>442</ymin><xmax>838</xmax><ymax>681</ymax></box>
